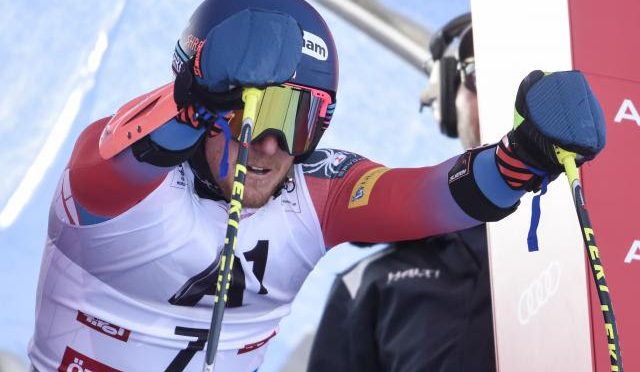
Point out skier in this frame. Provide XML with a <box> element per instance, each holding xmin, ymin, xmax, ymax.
<box><xmin>307</xmin><ymin>16</ymin><xmax>497</xmax><ymax>372</ymax></box>
<box><xmin>29</xmin><ymin>1</ymin><xmax>606</xmax><ymax>371</ymax></box>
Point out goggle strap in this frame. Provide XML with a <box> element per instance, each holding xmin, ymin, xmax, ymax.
<box><xmin>322</xmin><ymin>102</ymin><xmax>336</xmax><ymax>129</ymax></box>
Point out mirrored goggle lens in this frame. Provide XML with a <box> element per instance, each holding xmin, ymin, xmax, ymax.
<box><xmin>224</xmin><ymin>84</ymin><xmax>332</xmax><ymax>155</ymax></box>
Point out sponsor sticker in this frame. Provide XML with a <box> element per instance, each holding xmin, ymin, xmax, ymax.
<box><xmin>58</xmin><ymin>346</ymin><xmax>121</xmax><ymax>372</ymax></box>
<box><xmin>237</xmin><ymin>331</ymin><xmax>277</xmax><ymax>355</ymax></box>
<box><xmin>348</xmin><ymin>167</ymin><xmax>389</xmax><ymax>209</ymax></box>
<box><xmin>332</xmin><ymin>153</ymin><xmax>347</xmax><ymax>167</ymax></box>
<box><xmin>301</xmin><ymin>149</ymin><xmax>364</xmax><ymax>179</ymax></box>
<box><xmin>76</xmin><ymin>311</ymin><xmax>130</xmax><ymax>342</ymax></box>
<box><xmin>448</xmin><ymin>152</ymin><xmax>472</xmax><ymax>184</ymax></box>
<box><xmin>302</xmin><ymin>31</ymin><xmax>328</xmax><ymax>61</ymax></box>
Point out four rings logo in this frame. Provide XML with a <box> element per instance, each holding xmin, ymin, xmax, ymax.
<box><xmin>517</xmin><ymin>261</ymin><xmax>562</xmax><ymax>325</ymax></box>
<box><xmin>302</xmin><ymin>30</ymin><xmax>328</xmax><ymax>61</ymax></box>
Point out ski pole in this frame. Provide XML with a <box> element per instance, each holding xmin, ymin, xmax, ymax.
<box><xmin>203</xmin><ymin>87</ymin><xmax>263</xmax><ymax>372</ymax></box>
<box><xmin>555</xmin><ymin>146</ymin><xmax>623</xmax><ymax>372</ymax></box>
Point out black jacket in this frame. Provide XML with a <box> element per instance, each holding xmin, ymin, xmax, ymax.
<box><xmin>307</xmin><ymin>225</ymin><xmax>495</xmax><ymax>372</ymax></box>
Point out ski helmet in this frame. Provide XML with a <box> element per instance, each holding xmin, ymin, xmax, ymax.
<box><xmin>173</xmin><ymin>0</ymin><xmax>338</xmax><ymax>99</ymax></box>
<box><xmin>172</xmin><ymin>0</ymin><xmax>339</xmax><ymax>160</ymax></box>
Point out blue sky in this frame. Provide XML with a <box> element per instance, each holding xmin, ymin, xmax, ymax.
<box><xmin>0</xmin><ymin>0</ymin><xmax>468</xmax><ymax>369</ymax></box>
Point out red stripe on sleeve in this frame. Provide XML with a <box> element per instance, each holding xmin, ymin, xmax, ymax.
<box><xmin>69</xmin><ymin>118</ymin><xmax>166</xmax><ymax>218</ymax></box>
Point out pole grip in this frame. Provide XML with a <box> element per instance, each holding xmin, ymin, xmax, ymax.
<box><xmin>554</xmin><ymin>145</ymin><xmax>579</xmax><ymax>184</ymax></box>
<box><xmin>202</xmin><ymin>87</ymin><xmax>264</xmax><ymax>371</ymax></box>
<box><xmin>554</xmin><ymin>145</ymin><xmax>623</xmax><ymax>371</ymax></box>
<box><xmin>242</xmin><ymin>87</ymin><xmax>263</xmax><ymax>123</ymax></box>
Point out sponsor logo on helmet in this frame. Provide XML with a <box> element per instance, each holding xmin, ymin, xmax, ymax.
<box><xmin>193</xmin><ymin>40</ymin><xmax>206</xmax><ymax>78</ymax></box>
<box><xmin>185</xmin><ymin>34</ymin><xmax>204</xmax><ymax>54</ymax></box>
<box><xmin>172</xmin><ymin>52</ymin><xmax>184</xmax><ymax>75</ymax></box>
<box><xmin>302</xmin><ymin>31</ymin><xmax>328</xmax><ymax>61</ymax></box>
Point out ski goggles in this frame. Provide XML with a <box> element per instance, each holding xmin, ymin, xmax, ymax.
<box><xmin>217</xmin><ymin>83</ymin><xmax>333</xmax><ymax>156</ymax></box>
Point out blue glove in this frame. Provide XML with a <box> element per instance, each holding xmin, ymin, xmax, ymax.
<box><xmin>174</xmin><ymin>8</ymin><xmax>304</xmax><ymax>113</ymax></box>
<box><xmin>508</xmin><ymin>70</ymin><xmax>606</xmax><ymax>178</ymax></box>
<box><xmin>494</xmin><ymin>70</ymin><xmax>606</xmax><ymax>251</ymax></box>
<box><xmin>196</xmin><ymin>8</ymin><xmax>303</xmax><ymax>92</ymax></box>
<box><xmin>169</xmin><ymin>8</ymin><xmax>303</xmax><ymax>179</ymax></box>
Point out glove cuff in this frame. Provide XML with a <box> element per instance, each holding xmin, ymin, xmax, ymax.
<box><xmin>449</xmin><ymin>145</ymin><xmax>520</xmax><ymax>222</ymax></box>
<box><xmin>495</xmin><ymin>134</ymin><xmax>554</xmax><ymax>192</ymax></box>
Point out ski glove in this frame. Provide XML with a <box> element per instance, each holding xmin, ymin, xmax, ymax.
<box><xmin>496</xmin><ymin>70</ymin><xmax>606</xmax><ymax>191</ymax></box>
<box><xmin>167</xmin><ymin>8</ymin><xmax>304</xmax><ymax>179</ymax></box>
<box><xmin>173</xmin><ymin>8</ymin><xmax>303</xmax><ymax>119</ymax></box>
<box><xmin>168</xmin><ymin>9</ymin><xmax>303</xmax><ymax>179</ymax></box>
<box><xmin>196</xmin><ymin>8</ymin><xmax>303</xmax><ymax>93</ymax></box>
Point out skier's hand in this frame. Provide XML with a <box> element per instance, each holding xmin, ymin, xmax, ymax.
<box><xmin>173</xmin><ymin>8</ymin><xmax>303</xmax><ymax>115</ymax></box>
<box><xmin>196</xmin><ymin>9</ymin><xmax>302</xmax><ymax>92</ymax></box>
<box><xmin>497</xmin><ymin>70</ymin><xmax>606</xmax><ymax>190</ymax></box>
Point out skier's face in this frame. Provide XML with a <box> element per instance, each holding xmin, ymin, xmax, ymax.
<box><xmin>205</xmin><ymin>132</ymin><xmax>294</xmax><ymax>208</ymax></box>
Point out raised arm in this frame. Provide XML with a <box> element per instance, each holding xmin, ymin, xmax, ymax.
<box><xmin>67</xmin><ymin>8</ymin><xmax>304</xmax><ymax>224</ymax></box>
<box><xmin>310</xmin><ymin>70</ymin><xmax>605</xmax><ymax>247</ymax></box>
<box><xmin>66</xmin><ymin>83</ymin><xmax>206</xmax><ymax>223</ymax></box>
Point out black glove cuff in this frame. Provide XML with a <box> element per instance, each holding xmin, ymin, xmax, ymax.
<box><xmin>174</xmin><ymin>58</ymin><xmax>244</xmax><ymax>113</ymax></box>
<box><xmin>510</xmin><ymin>125</ymin><xmax>564</xmax><ymax>174</ymax></box>
<box><xmin>448</xmin><ymin>146</ymin><xmax>520</xmax><ymax>222</ymax></box>
<box><xmin>132</xmin><ymin>133</ymin><xmax>203</xmax><ymax>168</ymax></box>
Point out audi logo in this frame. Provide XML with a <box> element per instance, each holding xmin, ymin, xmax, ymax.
<box><xmin>517</xmin><ymin>261</ymin><xmax>562</xmax><ymax>325</ymax></box>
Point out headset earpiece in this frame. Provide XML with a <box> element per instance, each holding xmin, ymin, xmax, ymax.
<box><xmin>438</xmin><ymin>56</ymin><xmax>460</xmax><ymax>137</ymax></box>
<box><xmin>426</xmin><ymin>13</ymin><xmax>472</xmax><ymax>138</ymax></box>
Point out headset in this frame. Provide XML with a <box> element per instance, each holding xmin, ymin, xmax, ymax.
<box><xmin>426</xmin><ymin>13</ymin><xmax>474</xmax><ymax>138</ymax></box>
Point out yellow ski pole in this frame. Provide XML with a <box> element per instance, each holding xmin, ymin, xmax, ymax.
<box><xmin>203</xmin><ymin>87</ymin><xmax>263</xmax><ymax>372</ymax></box>
<box><xmin>555</xmin><ymin>146</ymin><xmax>623</xmax><ymax>371</ymax></box>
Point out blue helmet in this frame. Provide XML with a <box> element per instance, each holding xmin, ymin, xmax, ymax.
<box><xmin>173</xmin><ymin>0</ymin><xmax>339</xmax><ymax>99</ymax></box>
